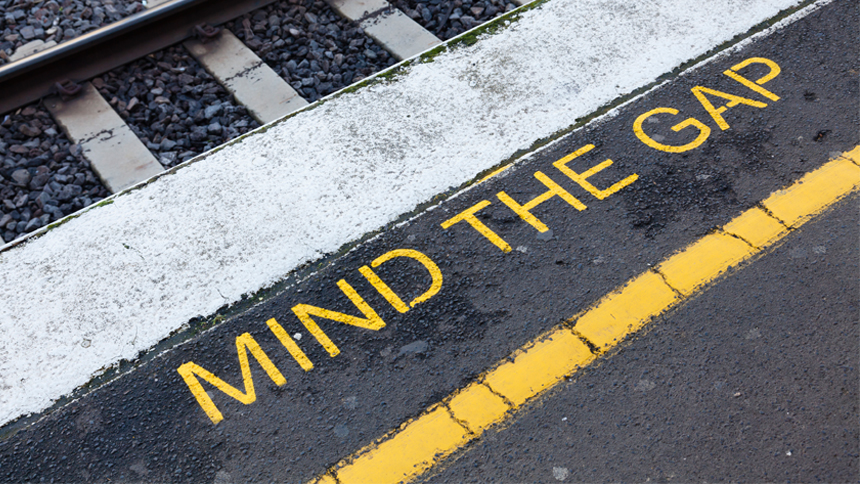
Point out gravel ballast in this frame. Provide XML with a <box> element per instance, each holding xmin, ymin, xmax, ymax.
<box><xmin>226</xmin><ymin>0</ymin><xmax>398</xmax><ymax>102</ymax></box>
<box><xmin>392</xmin><ymin>0</ymin><xmax>516</xmax><ymax>40</ymax></box>
<box><xmin>92</xmin><ymin>45</ymin><xmax>261</xmax><ymax>168</ymax></box>
<box><xmin>0</xmin><ymin>0</ymin><xmax>142</xmax><ymax>65</ymax></box>
<box><xmin>0</xmin><ymin>104</ymin><xmax>110</xmax><ymax>243</ymax></box>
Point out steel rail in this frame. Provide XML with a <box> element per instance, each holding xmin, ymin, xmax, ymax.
<box><xmin>0</xmin><ymin>0</ymin><xmax>277</xmax><ymax>115</ymax></box>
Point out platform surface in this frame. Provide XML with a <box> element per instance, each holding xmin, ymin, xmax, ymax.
<box><xmin>0</xmin><ymin>0</ymin><xmax>856</xmax><ymax>482</ymax></box>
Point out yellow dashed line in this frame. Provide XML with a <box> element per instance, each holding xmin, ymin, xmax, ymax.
<box><xmin>336</xmin><ymin>406</ymin><xmax>471</xmax><ymax>484</ymax></box>
<box><xmin>446</xmin><ymin>382</ymin><xmax>510</xmax><ymax>434</ymax></box>
<box><xmin>762</xmin><ymin>157</ymin><xmax>859</xmax><ymax>227</ymax></box>
<box><xmin>656</xmin><ymin>232</ymin><xmax>755</xmax><ymax>296</ymax></box>
<box><xmin>483</xmin><ymin>328</ymin><xmax>595</xmax><ymax>406</ymax></box>
<box><xmin>312</xmin><ymin>148</ymin><xmax>860</xmax><ymax>484</ymax></box>
<box><xmin>574</xmin><ymin>270</ymin><xmax>679</xmax><ymax>349</ymax></box>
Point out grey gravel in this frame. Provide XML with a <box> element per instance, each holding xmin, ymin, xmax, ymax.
<box><xmin>0</xmin><ymin>104</ymin><xmax>110</xmax><ymax>243</ymax></box>
<box><xmin>226</xmin><ymin>0</ymin><xmax>398</xmax><ymax>102</ymax></box>
<box><xmin>393</xmin><ymin>0</ymin><xmax>516</xmax><ymax>40</ymax></box>
<box><xmin>0</xmin><ymin>0</ymin><xmax>143</xmax><ymax>65</ymax></box>
<box><xmin>92</xmin><ymin>45</ymin><xmax>261</xmax><ymax>167</ymax></box>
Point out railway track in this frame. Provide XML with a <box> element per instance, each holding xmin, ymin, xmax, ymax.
<box><xmin>0</xmin><ymin>0</ymin><xmax>522</xmax><ymax>244</ymax></box>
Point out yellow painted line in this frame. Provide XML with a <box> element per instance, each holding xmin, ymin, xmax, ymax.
<box><xmin>722</xmin><ymin>207</ymin><xmax>787</xmax><ymax>249</ymax></box>
<box><xmin>762</xmin><ymin>157</ymin><xmax>859</xmax><ymax>227</ymax></box>
<box><xmin>311</xmin><ymin>148</ymin><xmax>860</xmax><ymax>484</ymax></box>
<box><xmin>336</xmin><ymin>405</ymin><xmax>472</xmax><ymax>484</ymax></box>
<box><xmin>446</xmin><ymin>382</ymin><xmax>510</xmax><ymax>434</ymax></box>
<box><xmin>483</xmin><ymin>328</ymin><xmax>594</xmax><ymax>406</ymax></box>
<box><xmin>839</xmin><ymin>145</ymin><xmax>860</xmax><ymax>165</ymax></box>
<box><xmin>656</xmin><ymin>232</ymin><xmax>755</xmax><ymax>296</ymax></box>
<box><xmin>574</xmin><ymin>270</ymin><xmax>679</xmax><ymax>349</ymax></box>
<box><xmin>307</xmin><ymin>474</ymin><xmax>338</xmax><ymax>484</ymax></box>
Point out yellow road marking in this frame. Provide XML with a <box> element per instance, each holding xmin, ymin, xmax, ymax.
<box><xmin>656</xmin><ymin>232</ymin><xmax>755</xmax><ymax>296</ymax></box>
<box><xmin>446</xmin><ymin>382</ymin><xmax>510</xmax><ymax>434</ymax></box>
<box><xmin>723</xmin><ymin>207</ymin><xmax>787</xmax><ymax>249</ymax></box>
<box><xmin>440</xmin><ymin>200</ymin><xmax>513</xmax><ymax>253</ymax></box>
<box><xmin>552</xmin><ymin>143</ymin><xmax>639</xmax><ymax>200</ymax></box>
<box><xmin>497</xmin><ymin>171</ymin><xmax>587</xmax><ymax>232</ymax></box>
<box><xmin>308</xmin><ymin>474</ymin><xmax>338</xmax><ymax>484</ymax></box>
<box><xmin>311</xmin><ymin>148</ymin><xmax>860</xmax><ymax>484</ymax></box>
<box><xmin>633</xmin><ymin>107</ymin><xmax>712</xmax><ymax>153</ymax></box>
<box><xmin>335</xmin><ymin>406</ymin><xmax>471</xmax><ymax>484</ymax></box>
<box><xmin>763</xmin><ymin>157</ymin><xmax>859</xmax><ymax>227</ymax></box>
<box><xmin>267</xmin><ymin>318</ymin><xmax>314</xmax><ymax>371</ymax></box>
<box><xmin>483</xmin><ymin>328</ymin><xmax>594</xmax><ymax>406</ymax></box>
<box><xmin>839</xmin><ymin>145</ymin><xmax>860</xmax><ymax>164</ymax></box>
<box><xmin>177</xmin><ymin>333</ymin><xmax>287</xmax><ymax>425</ymax></box>
<box><xmin>574</xmin><ymin>270</ymin><xmax>678</xmax><ymax>349</ymax></box>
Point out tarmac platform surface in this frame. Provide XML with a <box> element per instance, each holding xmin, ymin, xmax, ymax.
<box><xmin>0</xmin><ymin>0</ymin><xmax>856</xmax><ymax>482</ymax></box>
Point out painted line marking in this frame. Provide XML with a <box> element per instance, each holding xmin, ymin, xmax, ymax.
<box><xmin>574</xmin><ymin>270</ymin><xmax>679</xmax><ymax>350</ymax></box>
<box><xmin>762</xmin><ymin>157</ymin><xmax>860</xmax><ymax>227</ymax></box>
<box><xmin>722</xmin><ymin>207</ymin><xmax>788</xmax><ymax>249</ymax></box>
<box><xmin>656</xmin><ymin>232</ymin><xmax>754</xmax><ymax>297</ymax></box>
<box><xmin>483</xmin><ymin>328</ymin><xmax>594</xmax><ymax>407</ymax></box>
<box><xmin>445</xmin><ymin>382</ymin><xmax>511</xmax><ymax>434</ymax></box>
<box><xmin>312</xmin><ymin>147</ymin><xmax>860</xmax><ymax>484</ymax></box>
<box><xmin>335</xmin><ymin>405</ymin><xmax>471</xmax><ymax>484</ymax></box>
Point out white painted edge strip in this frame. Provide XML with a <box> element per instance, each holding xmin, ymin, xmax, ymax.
<box><xmin>0</xmin><ymin>0</ymin><xmax>814</xmax><ymax>427</ymax></box>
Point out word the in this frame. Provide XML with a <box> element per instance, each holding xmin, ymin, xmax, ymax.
<box><xmin>441</xmin><ymin>143</ymin><xmax>637</xmax><ymax>251</ymax></box>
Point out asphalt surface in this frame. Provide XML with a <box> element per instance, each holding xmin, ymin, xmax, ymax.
<box><xmin>0</xmin><ymin>1</ymin><xmax>857</xmax><ymax>482</ymax></box>
<box><xmin>423</xmin><ymin>196</ymin><xmax>858</xmax><ymax>484</ymax></box>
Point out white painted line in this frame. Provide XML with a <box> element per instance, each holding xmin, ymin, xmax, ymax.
<box><xmin>185</xmin><ymin>31</ymin><xmax>308</xmax><ymax>124</ymax></box>
<box><xmin>0</xmin><ymin>0</ymin><xmax>811</xmax><ymax>427</ymax></box>
<box><xmin>45</xmin><ymin>82</ymin><xmax>165</xmax><ymax>193</ymax></box>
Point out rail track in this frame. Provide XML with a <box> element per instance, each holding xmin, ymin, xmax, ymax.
<box><xmin>0</xmin><ymin>0</ymin><xmax>522</xmax><ymax>243</ymax></box>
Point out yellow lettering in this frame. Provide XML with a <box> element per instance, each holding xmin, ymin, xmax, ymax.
<box><xmin>723</xmin><ymin>57</ymin><xmax>781</xmax><ymax>102</ymax></box>
<box><xmin>497</xmin><ymin>172</ymin><xmax>586</xmax><ymax>233</ymax></box>
<box><xmin>359</xmin><ymin>249</ymin><xmax>443</xmax><ymax>312</ymax></box>
<box><xmin>553</xmin><ymin>144</ymin><xmax>638</xmax><ymax>200</ymax></box>
<box><xmin>633</xmin><ymin>107</ymin><xmax>711</xmax><ymax>153</ymax></box>
<box><xmin>440</xmin><ymin>201</ymin><xmax>512</xmax><ymax>253</ymax></box>
<box><xmin>691</xmin><ymin>86</ymin><xmax>767</xmax><ymax>130</ymax></box>
<box><xmin>292</xmin><ymin>279</ymin><xmax>385</xmax><ymax>357</ymax></box>
<box><xmin>177</xmin><ymin>333</ymin><xmax>287</xmax><ymax>424</ymax></box>
<box><xmin>266</xmin><ymin>318</ymin><xmax>313</xmax><ymax>371</ymax></box>
<box><xmin>731</xmin><ymin>57</ymin><xmax>781</xmax><ymax>84</ymax></box>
